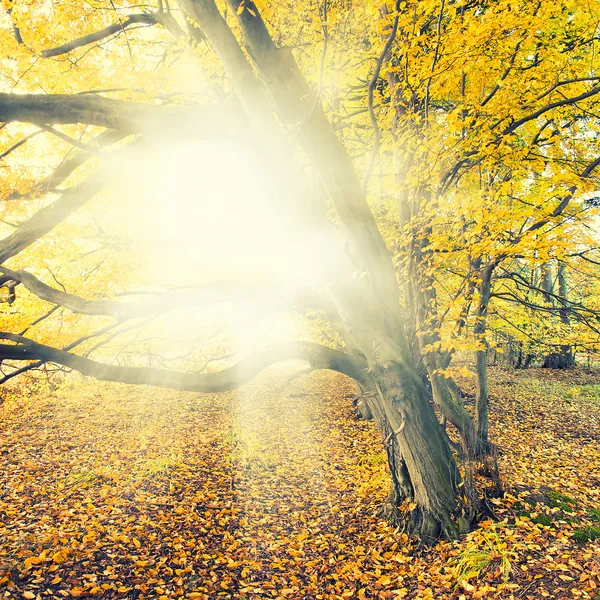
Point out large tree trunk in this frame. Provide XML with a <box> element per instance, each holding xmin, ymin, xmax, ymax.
<box><xmin>542</xmin><ymin>349</ymin><xmax>575</xmax><ymax>369</ymax></box>
<box><xmin>407</xmin><ymin>223</ymin><xmax>477</xmax><ymax>455</ymax></box>
<box><xmin>363</xmin><ymin>361</ymin><xmax>462</xmax><ymax>540</ymax></box>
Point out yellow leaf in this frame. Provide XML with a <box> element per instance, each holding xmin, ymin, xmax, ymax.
<box><xmin>52</xmin><ymin>550</ymin><xmax>69</xmax><ymax>565</ymax></box>
<box><xmin>24</xmin><ymin>556</ymin><xmax>43</xmax><ymax>569</ymax></box>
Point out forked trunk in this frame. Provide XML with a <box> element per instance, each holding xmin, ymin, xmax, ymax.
<box><xmin>365</xmin><ymin>363</ymin><xmax>463</xmax><ymax>541</ymax></box>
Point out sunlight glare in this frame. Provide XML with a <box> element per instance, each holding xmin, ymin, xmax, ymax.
<box><xmin>108</xmin><ymin>137</ymin><xmax>347</xmax><ymax>354</ymax></box>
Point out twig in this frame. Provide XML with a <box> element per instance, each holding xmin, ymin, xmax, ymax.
<box><xmin>363</xmin><ymin>0</ymin><xmax>401</xmax><ymax>195</ymax></box>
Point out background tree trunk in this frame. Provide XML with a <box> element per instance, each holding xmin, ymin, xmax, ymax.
<box><xmin>475</xmin><ymin>265</ymin><xmax>493</xmax><ymax>455</ymax></box>
<box><xmin>541</xmin><ymin>262</ymin><xmax>575</xmax><ymax>369</ymax></box>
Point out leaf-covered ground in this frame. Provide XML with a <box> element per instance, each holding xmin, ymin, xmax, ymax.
<box><xmin>1</xmin><ymin>365</ymin><xmax>599</xmax><ymax>599</ymax></box>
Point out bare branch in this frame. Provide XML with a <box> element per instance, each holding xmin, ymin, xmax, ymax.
<box><xmin>37</xmin><ymin>124</ymin><xmax>102</xmax><ymax>154</ymax></box>
<box><xmin>502</xmin><ymin>85</ymin><xmax>600</xmax><ymax>136</ymax></box>
<box><xmin>0</xmin><ymin>335</ymin><xmax>371</xmax><ymax>390</ymax></box>
<box><xmin>480</xmin><ymin>38</ymin><xmax>523</xmax><ymax>107</ymax></box>
<box><xmin>18</xmin><ymin>305</ymin><xmax>61</xmax><ymax>336</ymax></box>
<box><xmin>3</xmin><ymin>129</ymin><xmax>127</xmax><ymax>203</ymax></box>
<box><xmin>0</xmin><ymin>130</ymin><xmax>44</xmax><ymax>161</ymax></box>
<box><xmin>534</xmin><ymin>76</ymin><xmax>600</xmax><ymax>103</ymax></box>
<box><xmin>5</xmin><ymin>5</ymin><xmax>23</xmax><ymax>44</ymax></box>
<box><xmin>523</xmin><ymin>155</ymin><xmax>600</xmax><ymax>234</ymax></box>
<box><xmin>41</xmin><ymin>13</ymin><xmax>158</xmax><ymax>58</ymax></box>
<box><xmin>363</xmin><ymin>0</ymin><xmax>401</xmax><ymax>194</ymax></box>
<box><xmin>424</xmin><ymin>0</ymin><xmax>445</xmax><ymax>120</ymax></box>
<box><xmin>479</xmin><ymin>0</ymin><xmax>542</xmax><ymax>108</ymax></box>
<box><xmin>0</xmin><ymin>319</ymin><xmax>128</xmax><ymax>386</ymax></box>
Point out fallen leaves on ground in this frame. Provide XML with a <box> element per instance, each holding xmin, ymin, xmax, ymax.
<box><xmin>1</xmin><ymin>365</ymin><xmax>599</xmax><ymax>599</ymax></box>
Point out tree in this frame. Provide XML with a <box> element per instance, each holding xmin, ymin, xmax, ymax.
<box><xmin>0</xmin><ymin>0</ymin><xmax>467</xmax><ymax>541</ymax></box>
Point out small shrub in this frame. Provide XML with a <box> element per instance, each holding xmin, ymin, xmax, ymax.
<box><xmin>448</xmin><ymin>524</ymin><xmax>512</xmax><ymax>587</ymax></box>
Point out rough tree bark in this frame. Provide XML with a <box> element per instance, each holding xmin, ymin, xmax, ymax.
<box><xmin>375</xmin><ymin>3</ymin><xmax>477</xmax><ymax>459</ymax></box>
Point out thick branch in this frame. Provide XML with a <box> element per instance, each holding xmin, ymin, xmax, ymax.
<box><xmin>41</xmin><ymin>13</ymin><xmax>157</xmax><ymax>58</ymax></box>
<box><xmin>0</xmin><ymin>93</ymin><xmax>231</xmax><ymax>135</ymax></box>
<box><xmin>0</xmin><ymin>267</ymin><xmax>292</xmax><ymax>319</ymax></box>
<box><xmin>223</xmin><ymin>0</ymin><xmax>401</xmax><ymax>313</ymax></box>
<box><xmin>0</xmin><ymin>172</ymin><xmax>108</xmax><ymax>263</ymax></box>
<box><xmin>0</xmin><ymin>335</ymin><xmax>371</xmax><ymax>390</ymax></box>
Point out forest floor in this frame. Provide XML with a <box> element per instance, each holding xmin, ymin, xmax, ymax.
<box><xmin>1</xmin><ymin>365</ymin><xmax>600</xmax><ymax>600</ymax></box>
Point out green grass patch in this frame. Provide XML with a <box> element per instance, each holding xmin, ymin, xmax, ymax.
<box><xmin>141</xmin><ymin>454</ymin><xmax>184</xmax><ymax>476</ymax></box>
<box><xmin>448</xmin><ymin>526</ymin><xmax>512</xmax><ymax>587</ymax></box>
<box><xmin>358</xmin><ymin>451</ymin><xmax>387</xmax><ymax>467</ymax></box>
<box><xmin>532</xmin><ymin>514</ymin><xmax>554</xmax><ymax>526</ymax></box>
<box><xmin>587</xmin><ymin>508</ymin><xmax>600</xmax><ymax>522</ymax></box>
<box><xmin>64</xmin><ymin>471</ymin><xmax>99</xmax><ymax>489</ymax></box>
<box><xmin>546</xmin><ymin>491</ymin><xmax>577</xmax><ymax>512</ymax></box>
<box><xmin>572</xmin><ymin>526</ymin><xmax>600</xmax><ymax>542</ymax></box>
